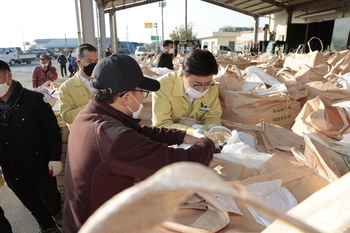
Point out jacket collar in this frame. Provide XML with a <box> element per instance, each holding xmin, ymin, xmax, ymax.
<box><xmin>86</xmin><ymin>100</ymin><xmax>141</xmax><ymax>129</ymax></box>
<box><xmin>172</xmin><ymin>72</ymin><xmax>187</xmax><ymax>97</ymax></box>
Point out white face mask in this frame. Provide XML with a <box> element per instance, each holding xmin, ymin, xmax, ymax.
<box><xmin>126</xmin><ymin>92</ymin><xmax>144</xmax><ymax>119</ymax></box>
<box><xmin>41</xmin><ymin>63</ymin><xmax>49</xmax><ymax>68</ymax></box>
<box><xmin>168</xmin><ymin>48</ymin><xmax>174</xmax><ymax>54</ymax></box>
<box><xmin>0</xmin><ymin>75</ymin><xmax>10</xmax><ymax>98</ymax></box>
<box><xmin>186</xmin><ymin>86</ymin><xmax>209</xmax><ymax>99</ymax></box>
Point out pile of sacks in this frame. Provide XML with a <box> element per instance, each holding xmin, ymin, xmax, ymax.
<box><xmin>93</xmin><ymin>41</ymin><xmax>350</xmax><ymax>232</ymax></box>
<box><xmin>80</xmin><ymin>120</ymin><xmax>350</xmax><ymax>233</ymax></box>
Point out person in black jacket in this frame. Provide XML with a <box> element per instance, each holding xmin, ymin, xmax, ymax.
<box><xmin>57</xmin><ymin>51</ymin><xmax>67</xmax><ymax>77</ymax></box>
<box><xmin>0</xmin><ymin>60</ymin><xmax>63</xmax><ymax>233</ymax></box>
<box><xmin>157</xmin><ymin>40</ymin><xmax>174</xmax><ymax>70</ymax></box>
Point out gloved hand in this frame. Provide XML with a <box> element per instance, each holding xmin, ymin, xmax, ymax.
<box><xmin>192</xmin><ymin>128</ymin><xmax>205</xmax><ymax>138</ymax></box>
<box><xmin>48</xmin><ymin>161</ymin><xmax>62</xmax><ymax>177</ymax></box>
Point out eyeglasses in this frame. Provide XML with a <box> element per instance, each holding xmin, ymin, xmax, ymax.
<box><xmin>132</xmin><ymin>90</ymin><xmax>150</xmax><ymax>98</ymax></box>
<box><xmin>187</xmin><ymin>78</ymin><xmax>215</xmax><ymax>91</ymax></box>
<box><xmin>119</xmin><ymin>89</ymin><xmax>150</xmax><ymax>98</ymax></box>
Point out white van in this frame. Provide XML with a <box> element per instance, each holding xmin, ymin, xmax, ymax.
<box><xmin>216</xmin><ymin>45</ymin><xmax>233</xmax><ymax>55</ymax></box>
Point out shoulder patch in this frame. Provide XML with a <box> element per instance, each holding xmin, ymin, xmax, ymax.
<box><xmin>102</xmin><ymin>116</ymin><xmax>129</xmax><ymax>141</ymax></box>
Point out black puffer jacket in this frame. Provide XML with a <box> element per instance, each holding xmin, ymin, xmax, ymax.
<box><xmin>0</xmin><ymin>80</ymin><xmax>62</xmax><ymax>180</ymax></box>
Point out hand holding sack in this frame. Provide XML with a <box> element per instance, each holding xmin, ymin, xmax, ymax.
<box><xmin>48</xmin><ymin>161</ymin><xmax>62</xmax><ymax>177</ymax></box>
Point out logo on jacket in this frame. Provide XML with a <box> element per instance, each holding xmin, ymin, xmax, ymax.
<box><xmin>199</xmin><ymin>101</ymin><xmax>210</xmax><ymax>111</ymax></box>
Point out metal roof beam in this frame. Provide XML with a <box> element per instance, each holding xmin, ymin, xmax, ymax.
<box><xmin>104</xmin><ymin>0</ymin><xmax>162</xmax><ymax>13</ymax></box>
<box><xmin>259</xmin><ymin>0</ymin><xmax>292</xmax><ymax>11</ymax></box>
<box><xmin>200</xmin><ymin>0</ymin><xmax>260</xmax><ymax>17</ymax></box>
<box><xmin>292</xmin><ymin>0</ymin><xmax>350</xmax><ymax>11</ymax></box>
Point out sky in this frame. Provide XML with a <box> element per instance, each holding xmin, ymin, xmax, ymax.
<box><xmin>0</xmin><ymin>0</ymin><xmax>267</xmax><ymax>50</ymax></box>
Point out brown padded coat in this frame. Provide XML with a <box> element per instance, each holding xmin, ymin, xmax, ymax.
<box><xmin>62</xmin><ymin>100</ymin><xmax>215</xmax><ymax>233</ymax></box>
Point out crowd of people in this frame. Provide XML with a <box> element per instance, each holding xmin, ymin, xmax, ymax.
<box><xmin>0</xmin><ymin>41</ymin><xmax>230</xmax><ymax>233</ymax></box>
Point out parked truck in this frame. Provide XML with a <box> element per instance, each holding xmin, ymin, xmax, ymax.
<box><xmin>135</xmin><ymin>46</ymin><xmax>154</xmax><ymax>60</ymax></box>
<box><xmin>0</xmin><ymin>47</ymin><xmax>36</xmax><ymax>66</ymax></box>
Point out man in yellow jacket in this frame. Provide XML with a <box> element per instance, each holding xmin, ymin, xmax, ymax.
<box><xmin>58</xmin><ymin>43</ymin><xmax>98</xmax><ymax>130</ymax></box>
<box><xmin>152</xmin><ymin>49</ymin><xmax>229</xmax><ymax>137</ymax></box>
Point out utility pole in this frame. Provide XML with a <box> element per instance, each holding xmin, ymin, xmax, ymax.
<box><xmin>64</xmin><ymin>34</ymin><xmax>68</xmax><ymax>56</ymax></box>
<box><xmin>154</xmin><ymin>23</ymin><xmax>158</xmax><ymax>54</ymax></box>
<box><xmin>185</xmin><ymin>0</ymin><xmax>187</xmax><ymax>40</ymax></box>
<box><xmin>159</xmin><ymin>1</ymin><xmax>166</xmax><ymax>43</ymax></box>
<box><xmin>126</xmin><ymin>25</ymin><xmax>129</xmax><ymax>48</ymax></box>
<box><xmin>20</xmin><ymin>22</ymin><xmax>26</xmax><ymax>51</ymax></box>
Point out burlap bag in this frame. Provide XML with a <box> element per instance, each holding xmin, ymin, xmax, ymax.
<box><xmin>326</xmin><ymin>51</ymin><xmax>350</xmax><ymax>79</ymax></box>
<box><xmin>292</xmin><ymin>96</ymin><xmax>350</xmax><ymax>174</ymax></box>
<box><xmin>263</xmin><ymin>171</ymin><xmax>350</xmax><ymax>233</ymax></box>
<box><xmin>292</xmin><ymin>96</ymin><xmax>350</xmax><ymax>140</ymax></box>
<box><xmin>300</xmin><ymin>77</ymin><xmax>350</xmax><ymax>105</ymax></box>
<box><xmin>219</xmin><ymin>164</ymin><xmax>329</xmax><ymax>233</ymax></box>
<box><xmin>326</xmin><ymin>49</ymin><xmax>350</xmax><ymax>66</ymax></box>
<box><xmin>221</xmin><ymin>120</ymin><xmax>305</xmax><ymax>158</ymax></box>
<box><xmin>219</xmin><ymin>90</ymin><xmax>301</xmax><ymax>129</ymax></box>
<box><xmin>214</xmin><ymin>64</ymin><xmax>245</xmax><ymax>91</ymax></box>
<box><xmin>216</xmin><ymin>53</ymin><xmax>251</xmax><ymax>70</ymax></box>
<box><xmin>292</xmin><ymin>134</ymin><xmax>340</xmax><ymax>180</ymax></box>
<box><xmin>214</xmin><ymin>128</ymin><xmax>336</xmax><ymax>232</ymax></box>
<box><xmin>79</xmin><ymin>162</ymin><xmax>321</xmax><ymax>233</ymax></box>
<box><xmin>283</xmin><ymin>44</ymin><xmax>306</xmax><ymax>71</ymax></box>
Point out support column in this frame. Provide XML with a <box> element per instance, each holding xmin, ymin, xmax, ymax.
<box><xmin>80</xmin><ymin>0</ymin><xmax>96</xmax><ymax>46</ymax></box>
<box><xmin>254</xmin><ymin>16</ymin><xmax>259</xmax><ymax>43</ymax></box>
<box><xmin>109</xmin><ymin>12</ymin><xmax>118</xmax><ymax>53</ymax></box>
<box><xmin>98</xmin><ymin>3</ymin><xmax>107</xmax><ymax>57</ymax></box>
<box><xmin>74</xmin><ymin>0</ymin><xmax>83</xmax><ymax>45</ymax></box>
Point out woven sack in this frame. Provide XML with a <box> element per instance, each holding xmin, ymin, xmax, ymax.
<box><xmin>292</xmin><ymin>96</ymin><xmax>350</xmax><ymax>174</ymax></box>
<box><xmin>79</xmin><ymin>162</ymin><xmax>321</xmax><ymax>233</ymax></box>
<box><xmin>283</xmin><ymin>44</ymin><xmax>306</xmax><ymax>71</ymax></box>
<box><xmin>263</xmin><ymin>171</ymin><xmax>350</xmax><ymax>233</ymax></box>
<box><xmin>326</xmin><ymin>51</ymin><xmax>350</xmax><ymax>79</ymax></box>
<box><xmin>214</xmin><ymin>64</ymin><xmax>245</xmax><ymax>91</ymax></box>
<box><xmin>292</xmin><ymin>96</ymin><xmax>350</xmax><ymax>140</ymax></box>
<box><xmin>301</xmin><ymin>77</ymin><xmax>350</xmax><ymax>105</ymax></box>
<box><xmin>219</xmin><ymin>90</ymin><xmax>301</xmax><ymax>129</ymax></box>
<box><xmin>221</xmin><ymin>120</ymin><xmax>305</xmax><ymax>158</ymax></box>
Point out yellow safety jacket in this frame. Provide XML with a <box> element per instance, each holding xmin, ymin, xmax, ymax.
<box><xmin>152</xmin><ymin>71</ymin><xmax>222</xmax><ymax>135</ymax></box>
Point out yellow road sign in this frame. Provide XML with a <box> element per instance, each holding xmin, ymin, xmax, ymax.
<box><xmin>145</xmin><ymin>23</ymin><xmax>153</xmax><ymax>28</ymax></box>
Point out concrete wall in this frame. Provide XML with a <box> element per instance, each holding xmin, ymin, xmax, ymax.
<box><xmin>198</xmin><ymin>32</ymin><xmax>239</xmax><ymax>53</ymax></box>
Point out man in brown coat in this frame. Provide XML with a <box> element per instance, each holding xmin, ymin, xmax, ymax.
<box><xmin>62</xmin><ymin>54</ymin><xmax>215</xmax><ymax>233</ymax></box>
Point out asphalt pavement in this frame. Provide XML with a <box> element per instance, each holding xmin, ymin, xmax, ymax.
<box><xmin>8</xmin><ymin>53</ymin><xmax>137</xmax><ymax>90</ymax></box>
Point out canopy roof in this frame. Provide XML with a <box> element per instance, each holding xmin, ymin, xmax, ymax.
<box><xmin>97</xmin><ymin>0</ymin><xmax>350</xmax><ymax>18</ymax></box>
